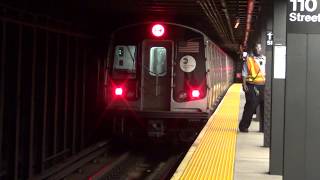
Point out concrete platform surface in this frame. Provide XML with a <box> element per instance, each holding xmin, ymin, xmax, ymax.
<box><xmin>234</xmin><ymin>91</ymin><xmax>282</xmax><ymax>180</ymax></box>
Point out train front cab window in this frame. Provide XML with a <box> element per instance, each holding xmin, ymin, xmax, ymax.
<box><xmin>109</xmin><ymin>45</ymin><xmax>138</xmax><ymax>101</ymax></box>
<box><xmin>142</xmin><ymin>40</ymin><xmax>173</xmax><ymax>111</ymax></box>
<box><xmin>112</xmin><ymin>45</ymin><xmax>137</xmax><ymax>76</ymax></box>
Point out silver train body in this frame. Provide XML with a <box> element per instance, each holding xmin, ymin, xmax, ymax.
<box><xmin>104</xmin><ymin>22</ymin><xmax>234</xmax><ymax>140</ymax></box>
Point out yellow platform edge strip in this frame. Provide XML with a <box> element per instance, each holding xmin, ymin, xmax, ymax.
<box><xmin>171</xmin><ymin>83</ymin><xmax>242</xmax><ymax>180</ymax></box>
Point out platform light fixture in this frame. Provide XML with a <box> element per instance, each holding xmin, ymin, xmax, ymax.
<box><xmin>234</xmin><ymin>18</ymin><xmax>240</xmax><ymax>29</ymax></box>
<box><xmin>234</xmin><ymin>1</ymin><xmax>240</xmax><ymax>29</ymax></box>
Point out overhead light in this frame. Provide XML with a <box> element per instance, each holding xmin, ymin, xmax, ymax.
<box><xmin>234</xmin><ymin>18</ymin><xmax>240</xmax><ymax>29</ymax></box>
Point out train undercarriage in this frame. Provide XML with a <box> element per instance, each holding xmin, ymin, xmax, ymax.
<box><xmin>107</xmin><ymin>110</ymin><xmax>209</xmax><ymax>143</ymax></box>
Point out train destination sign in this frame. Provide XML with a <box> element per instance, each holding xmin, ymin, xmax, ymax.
<box><xmin>288</xmin><ymin>0</ymin><xmax>320</xmax><ymax>33</ymax></box>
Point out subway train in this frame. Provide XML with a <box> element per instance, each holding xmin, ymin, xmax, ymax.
<box><xmin>104</xmin><ymin>22</ymin><xmax>234</xmax><ymax>142</ymax></box>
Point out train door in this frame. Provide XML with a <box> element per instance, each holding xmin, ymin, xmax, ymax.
<box><xmin>141</xmin><ymin>40</ymin><xmax>173</xmax><ymax>111</ymax></box>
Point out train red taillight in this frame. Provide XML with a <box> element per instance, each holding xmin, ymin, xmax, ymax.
<box><xmin>191</xmin><ymin>90</ymin><xmax>200</xmax><ymax>98</ymax></box>
<box><xmin>152</xmin><ymin>24</ymin><xmax>165</xmax><ymax>37</ymax></box>
<box><xmin>115</xmin><ymin>87</ymin><xmax>123</xmax><ymax>96</ymax></box>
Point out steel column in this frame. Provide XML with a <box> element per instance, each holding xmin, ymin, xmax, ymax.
<box><xmin>81</xmin><ymin>48</ymin><xmax>87</xmax><ymax>148</ymax></box>
<box><xmin>72</xmin><ymin>38</ymin><xmax>79</xmax><ymax>154</ymax></box>
<box><xmin>64</xmin><ymin>37</ymin><xmax>70</xmax><ymax>151</ymax></box>
<box><xmin>103</xmin><ymin>47</ymin><xmax>108</xmax><ymax>107</ymax></box>
<box><xmin>54</xmin><ymin>35</ymin><xmax>60</xmax><ymax>154</ymax></box>
<box><xmin>28</xmin><ymin>25</ymin><xmax>37</xmax><ymax>178</ymax></box>
<box><xmin>270</xmin><ymin>0</ymin><xmax>286</xmax><ymax>175</ymax></box>
<box><xmin>0</xmin><ymin>19</ymin><xmax>6</xmax><ymax>174</ymax></box>
<box><xmin>96</xmin><ymin>57</ymin><xmax>101</xmax><ymax>104</ymax></box>
<box><xmin>41</xmin><ymin>31</ymin><xmax>49</xmax><ymax>171</ymax></box>
<box><xmin>13</xmin><ymin>24</ymin><xmax>23</xmax><ymax>180</ymax></box>
<box><xmin>263</xmin><ymin>0</ymin><xmax>273</xmax><ymax>147</ymax></box>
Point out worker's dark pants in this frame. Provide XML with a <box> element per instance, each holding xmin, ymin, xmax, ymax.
<box><xmin>239</xmin><ymin>83</ymin><xmax>265</xmax><ymax>130</ymax></box>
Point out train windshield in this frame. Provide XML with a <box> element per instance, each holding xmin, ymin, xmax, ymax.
<box><xmin>113</xmin><ymin>45</ymin><xmax>136</xmax><ymax>72</ymax></box>
<box><xmin>149</xmin><ymin>47</ymin><xmax>167</xmax><ymax>76</ymax></box>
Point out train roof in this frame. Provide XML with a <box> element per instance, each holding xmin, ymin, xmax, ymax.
<box><xmin>111</xmin><ymin>21</ymin><xmax>207</xmax><ymax>37</ymax></box>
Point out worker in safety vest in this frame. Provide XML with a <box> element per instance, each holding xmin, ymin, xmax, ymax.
<box><xmin>239</xmin><ymin>43</ymin><xmax>266</xmax><ymax>132</ymax></box>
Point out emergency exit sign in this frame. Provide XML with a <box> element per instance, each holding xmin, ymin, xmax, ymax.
<box><xmin>288</xmin><ymin>0</ymin><xmax>320</xmax><ymax>33</ymax></box>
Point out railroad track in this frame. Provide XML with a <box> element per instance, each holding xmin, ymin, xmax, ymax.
<box><xmin>89</xmin><ymin>151</ymin><xmax>184</xmax><ymax>180</ymax></box>
<box><xmin>58</xmin><ymin>141</ymin><xmax>186</xmax><ymax>180</ymax></box>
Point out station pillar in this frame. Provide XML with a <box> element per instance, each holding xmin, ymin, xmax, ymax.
<box><xmin>269</xmin><ymin>0</ymin><xmax>286</xmax><ymax>175</ymax></box>
<box><xmin>284</xmin><ymin>0</ymin><xmax>320</xmax><ymax>179</ymax></box>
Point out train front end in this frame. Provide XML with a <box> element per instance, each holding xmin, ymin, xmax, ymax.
<box><xmin>105</xmin><ymin>23</ymin><xmax>212</xmax><ymax>141</ymax></box>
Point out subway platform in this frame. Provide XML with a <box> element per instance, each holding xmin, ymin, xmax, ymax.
<box><xmin>171</xmin><ymin>84</ymin><xmax>283</xmax><ymax>180</ymax></box>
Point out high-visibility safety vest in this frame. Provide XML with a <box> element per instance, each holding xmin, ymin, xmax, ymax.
<box><xmin>245</xmin><ymin>56</ymin><xmax>265</xmax><ymax>84</ymax></box>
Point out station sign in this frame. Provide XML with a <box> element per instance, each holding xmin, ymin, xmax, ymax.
<box><xmin>288</xmin><ymin>0</ymin><xmax>320</xmax><ymax>33</ymax></box>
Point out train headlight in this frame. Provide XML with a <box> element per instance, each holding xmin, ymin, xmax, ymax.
<box><xmin>191</xmin><ymin>90</ymin><xmax>200</xmax><ymax>98</ymax></box>
<box><xmin>115</xmin><ymin>87</ymin><xmax>123</xmax><ymax>96</ymax></box>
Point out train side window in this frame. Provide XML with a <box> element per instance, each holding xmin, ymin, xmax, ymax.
<box><xmin>113</xmin><ymin>45</ymin><xmax>136</xmax><ymax>72</ymax></box>
<box><xmin>149</xmin><ymin>47</ymin><xmax>167</xmax><ymax>76</ymax></box>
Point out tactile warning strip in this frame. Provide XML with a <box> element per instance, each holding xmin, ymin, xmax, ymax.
<box><xmin>171</xmin><ymin>84</ymin><xmax>242</xmax><ymax>180</ymax></box>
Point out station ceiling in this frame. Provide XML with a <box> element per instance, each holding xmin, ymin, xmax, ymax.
<box><xmin>1</xmin><ymin>0</ymin><xmax>269</xmax><ymax>56</ymax></box>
